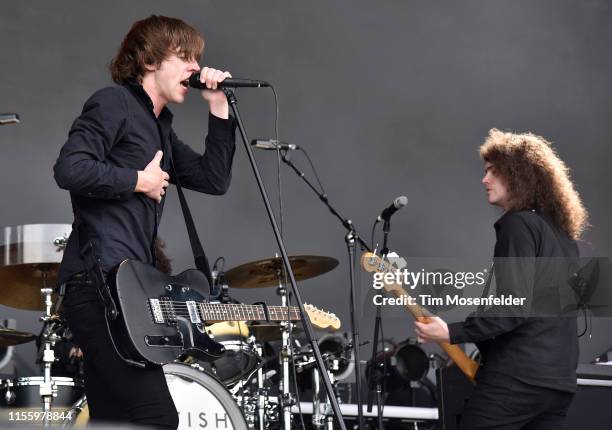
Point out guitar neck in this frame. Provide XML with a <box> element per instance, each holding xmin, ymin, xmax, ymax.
<box><xmin>199</xmin><ymin>303</ymin><xmax>301</xmax><ymax>322</ymax></box>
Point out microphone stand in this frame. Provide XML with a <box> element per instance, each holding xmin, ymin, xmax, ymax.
<box><xmin>223</xmin><ymin>89</ymin><xmax>347</xmax><ymax>430</ymax></box>
<box><xmin>280</xmin><ymin>151</ymin><xmax>372</xmax><ymax>430</ymax></box>
<box><xmin>366</xmin><ymin>218</ymin><xmax>391</xmax><ymax>429</ymax></box>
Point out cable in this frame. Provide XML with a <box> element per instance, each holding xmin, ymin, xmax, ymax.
<box><xmin>371</xmin><ymin>219</ymin><xmax>380</xmax><ymax>252</ymax></box>
<box><xmin>297</xmin><ymin>147</ymin><xmax>326</xmax><ymax>195</ymax></box>
<box><xmin>268</xmin><ymin>85</ymin><xmax>306</xmax><ymax>430</ymax></box>
<box><xmin>270</xmin><ymin>85</ymin><xmax>284</xmax><ymax>238</ymax></box>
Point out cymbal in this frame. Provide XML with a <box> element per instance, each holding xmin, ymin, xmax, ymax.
<box><xmin>0</xmin><ymin>264</ymin><xmax>59</xmax><ymax>311</ymax></box>
<box><xmin>248</xmin><ymin>323</ymin><xmax>303</xmax><ymax>342</ymax></box>
<box><xmin>0</xmin><ymin>224</ymin><xmax>71</xmax><ymax>311</ymax></box>
<box><xmin>225</xmin><ymin>255</ymin><xmax>339</xmax><ymax>289</ymax></box>
<box><xmin>0</xmin><ymin>328</ymin><xmax>36</xmax><ymax>346</ymax></box>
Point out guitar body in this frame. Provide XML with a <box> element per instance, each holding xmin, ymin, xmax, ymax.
<box><xmin>107</xmin><ymin>260</ymin><xmax>225</xmax><ymax>366</ymax></box>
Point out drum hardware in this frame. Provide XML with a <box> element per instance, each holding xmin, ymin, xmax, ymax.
<box><xmin>278</xmin><ymin>281</ymin><xmax>294</xmax><ymax>430</ymax></box>
<box><xmin>248</xmin><ymin>322</ymin><xmax>303</xmax><ymax>342</ymax></box>
<box><xmin>205</xmin><ymin>321</ymin><xmax>260</xmax><ymax>386</ymax></box>
<box><xmin>318</xmin><ymin>333</ymin><xmax>355</xmax><ymax>382</ymax></box>
<box><xmin>369</xmin><ymin>340</ymin><xmax>430</xmax><ymax>393</ymax></box>
<box><xmin>39</xmin><ymin>285</ymin><xmax>63</xmax><ymax>425</ymax></box>
<box><xmin>0</xmin><ymin>224</ymin><xmax>79</xmax><ymax>426</ymax></box>
<box><xmin>311</xmin><ymin>366</ymin><xmax>339</xmax><ymax>430</ymax></box>
<box><xmin>3</xmin><ymin>380</ymin><xmax>15</xmax><ymax>405</ymax></box>
<box><xmin>255</xmin><ymin>343</ymin><xmax>267</xmax><ymax>430</ymax></box>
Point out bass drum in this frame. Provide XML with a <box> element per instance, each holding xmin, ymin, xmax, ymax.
<box><xmin>72</xmin><ymin>363</ymin><xmax>248</xmax><ymax>430</ymax></box>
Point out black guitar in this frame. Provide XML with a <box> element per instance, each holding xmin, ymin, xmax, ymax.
<box><xmin>105</xmin><ymin>259</ymin><xmax>340</xmax><ymax>366</ymax></box>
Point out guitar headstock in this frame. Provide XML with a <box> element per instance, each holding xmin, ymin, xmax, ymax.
<box><xmin>304</xmin><ymin>303</ymin><xmax>341</xmax><ymax>331</ymax></box>
<box><xmin>360</xmin><ymin>252</ymin><xmax>407</xmax><ymax>295</ymax></box>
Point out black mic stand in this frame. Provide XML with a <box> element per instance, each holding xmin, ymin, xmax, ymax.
<box><xmin>281</xmin><ymin>151</ymin><xmax>372</xmax><ymax>430</ymax></box>
<box><xmin>223</xmin><ymin>89</ymin><xmax>347</xmax><ymax>430</ymax></box>
<box><xmin>366</xmin><ymin>218</ymin><xmax>391</xmax><ymax>429</ymax></box>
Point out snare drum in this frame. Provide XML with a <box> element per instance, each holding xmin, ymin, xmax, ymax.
<box><xmin>206</xmin><ymin>321</ymin><xmax>259</xmax><ymax>386</ymax></box>
<box><xmin>0</xmin><ymin>376</ymin><xmax>84</xmax><ymax>424</ymax></box>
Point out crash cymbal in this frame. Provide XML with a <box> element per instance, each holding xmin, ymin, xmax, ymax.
<box><xmin>225</xmin><ymin>255</ymin><xmax>339</xmax><ymax>289</ymax></box>
<box><xmin>0</xmin><ymin>328</ymin><xmax>36</xmax><ymax>346</ymax></box>
<box><xmin>0</xmin><ymin>224</ymin><xmax>71</xmax><ymax>311</ymax></box>
<box><xmin>248</xmin><ymin>323</ymin><xmax>303</xmax><ymax>342</ymax></box>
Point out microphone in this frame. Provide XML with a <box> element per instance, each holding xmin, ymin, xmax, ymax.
<box><xmin>0</xmin><ymin>113</ymin><xmax>19</xmax><ymax>125</ymax></box>
<box><xmin>377</xmin><ymin>196</ymin><xmax>408</xmax><ymax>222</ymax></box>
<box><xmin>188</xmin><ymin>73</ymin><xmax>269</xmax><ymax>89</ymax></box>
<box><xmin>251</xmin><ymin>139</ymin><xmax>299</xmax><ymax>151</ymax></box>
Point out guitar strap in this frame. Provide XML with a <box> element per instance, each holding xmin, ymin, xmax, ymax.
<box><xmin>165</xmin><ymin>137</ymin><xmax>214</xmax><ymax>294</ymax></box>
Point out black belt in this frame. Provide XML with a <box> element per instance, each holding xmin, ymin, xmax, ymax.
<box><xmin>64</xmin><ymin>271</ymin><xmax>108</xmax><ymax>293</ymax></box>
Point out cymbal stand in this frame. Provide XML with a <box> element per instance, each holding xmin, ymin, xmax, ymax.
<box><xmin>312</xmin><ymin>366</ymin><xmax>323</xmax><ymax>429</ymax></box>
<box><xmin>277</xmin><ymin>280</ymin><xmax>294</xmax><ymax>430</ymax></box>
<box><xmin>38</xmin><ymin>266</ymin><xmax>58</xmax><ymax>427</ymax></box>
<box><xmin>312</xmin><ymin>362</ymin><xmax>339</xmax><ymax>430</ymax></box>
<box><xmin>255</xmin><ymin>343</ymin><xmax>267</xmax><ymax>430</ymax></box>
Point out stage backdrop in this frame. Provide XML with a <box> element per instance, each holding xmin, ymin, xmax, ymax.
<box><xmin>1</xmin><ymin>0</ymin><xmax>611</xmax><ymax>375</ymax></box>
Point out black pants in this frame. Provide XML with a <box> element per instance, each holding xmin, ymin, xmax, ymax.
<box><xmin>459</xmin><ymin>371</ymin><xmax>574</xmax><ymax>430</ymax></box>
<box><xmin>61</xmin><ymin>278</ymin><xmax>179</xmax><ymax>429</ymax></box>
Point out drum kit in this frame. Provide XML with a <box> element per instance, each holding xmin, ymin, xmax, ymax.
<box><xmin>0</xmin><ymin>224</ymin><xmax>351</xmax><ymax>429</ymax></box>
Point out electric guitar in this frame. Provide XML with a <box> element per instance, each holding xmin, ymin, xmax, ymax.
<box><xmin>106</xmin><ymin>259</ymin><xmax>341</xmax><ymax>366</ymax></box>
<box><xmin>360</xmin><ymin>252</ymin><xmax>478</xmax><ymax>381</ymax></box>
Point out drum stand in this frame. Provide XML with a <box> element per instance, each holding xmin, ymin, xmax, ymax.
<box><xmin>255</xmin><ymin>343</ymin><xmax>267</xmax><ymax>430</ymax></box>
<box><xmin>277</xmin><ymin>281</ymin><xmax>294</xmax><ymax>430</ymax></box>
<box><xmin>312</xmin><ymin>365</ymin><xmax>339</xmax><ymax>430</ymax></box>
<box><xmin>38</xmin><ymin>267</ymin><xmax>59</xmax><ymax>427</ymax></box>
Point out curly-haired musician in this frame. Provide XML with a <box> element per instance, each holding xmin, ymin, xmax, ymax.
<box><xmin>415</xmin><ymin>129</ymin><xmax>588</xmax><ymax>429</ymax></box>
<box><xmin>53</xmin><ymin>16</ymin><xmax>236</xmax><ymax>428</ymax></box>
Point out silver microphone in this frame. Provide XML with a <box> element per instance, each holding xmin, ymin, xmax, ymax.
<box><xmin>250</xmin><ymin>139</ymin><xmax>299</xmax><ymax>151</ymax></box>
<box><xmin>0</xmin><ymin>113</ymin><xmax>19</xmax><ymax>125</ymax></box>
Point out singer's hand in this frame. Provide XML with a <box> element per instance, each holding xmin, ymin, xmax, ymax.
<box><xmin>199</xmin><ymin>67</ymin><xmax>231</xmax><ymax>119</ymax></box>
<box><xmin>135</xmin><ymin>151</ymin><xmax>170</xmax><ymax>204</ymax></box>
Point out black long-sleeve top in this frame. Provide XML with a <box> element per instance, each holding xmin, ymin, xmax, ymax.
<box><xmin>54</xmin><ymin>80</ymin><xmax>236</xmax><ymax>283</ymax></box>
<box><xmin>448</xmin><ymin>210</ymin><xmax>579</xmax><ymax>392</ymax></box>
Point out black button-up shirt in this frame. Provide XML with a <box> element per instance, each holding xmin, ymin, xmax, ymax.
<box><xmin>448</xmin><ymin>210</ymin><xmax>580</xmax><ymax>392</ymax></box>
<box><xmin>54</xmin><ymin>80</ymin><xmax>236</xmax><ymax>283</ymax></box>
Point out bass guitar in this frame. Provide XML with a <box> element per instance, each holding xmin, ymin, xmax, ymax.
<box><xmin>360</xmin><ymin>252</ymin><xmax>478</xmax><ymax>381</ymax></box>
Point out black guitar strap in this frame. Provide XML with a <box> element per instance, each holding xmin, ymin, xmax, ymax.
<box><xmin>166</xmin><ymin>145</ymin><xmax>214</xmax><ymax>293</ymax></box>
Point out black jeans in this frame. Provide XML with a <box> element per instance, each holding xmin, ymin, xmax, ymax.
<box><xmin>459</xmin><ymin>371</ymin><xmax>574</xmax><ymax>430</ymax></box>
<box><xmin>61</xmin><ymin>277</ymin><xmax>179</xmax><ymax>429</ymax></box>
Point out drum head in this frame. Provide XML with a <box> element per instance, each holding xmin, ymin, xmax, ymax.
<box><xmin>163</xmin><ymin>363</ymin><xmax>247</xmax><ymax>430</ymax></box>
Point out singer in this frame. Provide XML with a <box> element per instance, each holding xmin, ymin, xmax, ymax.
<box><xmin>53</xmin><ymin>15</ymin><xmax>236</xmax><ymax>429</ymax></box>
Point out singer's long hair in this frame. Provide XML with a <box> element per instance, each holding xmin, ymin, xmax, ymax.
<box><xmin>109</xmin><ymin>15</ymin><xmax>204</xmax><ymax>84</ymax></box>
<box><xmin>480</xmin><ymin>128</ymin><xmax>588</xmax><ymax>240</ymax></box>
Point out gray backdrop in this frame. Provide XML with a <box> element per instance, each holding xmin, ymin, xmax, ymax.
<box><xmin>1</xmin><ymin>0</ymin><xmax>611</xmax><ymax>374</ymax></box>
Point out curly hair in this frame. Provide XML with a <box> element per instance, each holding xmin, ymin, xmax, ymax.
<box><xmin>109</xmin><ymin>15</ymin><xmax>204</xmax><ymax>84</ymax></box>
<box><xmin>480</xmin><ymin>128</ymin><xmax>588</xmax><ymax>240</ymax></box>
